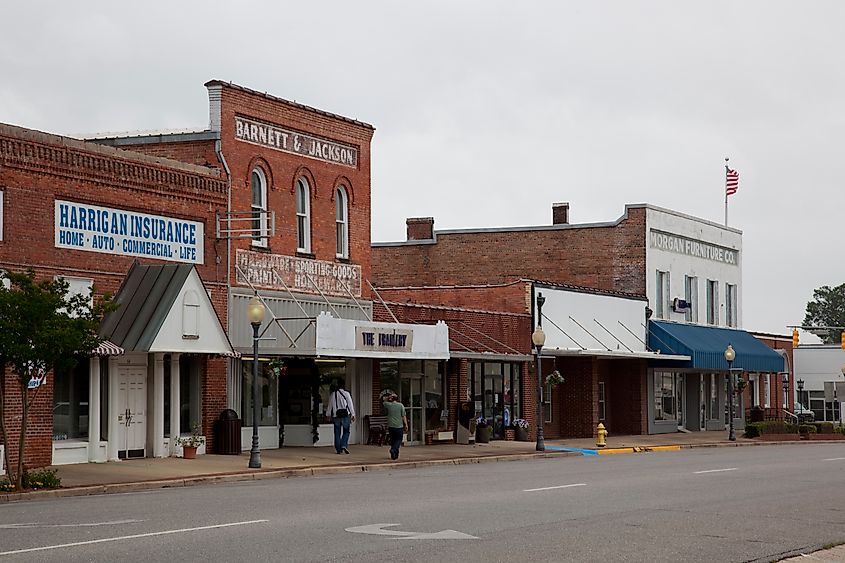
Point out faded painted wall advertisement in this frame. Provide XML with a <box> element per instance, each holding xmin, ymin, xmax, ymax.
<box><xmin>236</xmin><ymin>249</ymin><xmax>361</xmax><ymax>297</ymax></box>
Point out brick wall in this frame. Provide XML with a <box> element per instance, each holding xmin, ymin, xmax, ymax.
<box><xmin>377</xmin><ymin>282</ymin><xmax>530</xmax><ymax>315</ymax></box>
<box><xmin>111</xmin><ymin>140</ymin><xmax>221</xmax><ymax>170</ymax></box>
<box><xmin>1</xmin><ymin>367</ymin><xmax>54</xmax><ymax>471</ymax></box>
<box><xmin>372</xmin><ymin>206</ymin><xmax>647</xmax><ymax>295</ymax></box>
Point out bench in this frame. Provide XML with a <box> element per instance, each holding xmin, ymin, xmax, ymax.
<box><xmin>365</xmin><ymin>415</ymin><xmax>388</xmax><ymax>446</ymax></box>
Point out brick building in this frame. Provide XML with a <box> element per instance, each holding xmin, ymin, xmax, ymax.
<box><xmin>373</xmin><ymin>203</ymin><xmax>786</xmax><ymax>439</ymax></box>
<box><xmin>0</xmin><ymin>123</ymin><xmax>233</xmax><ymax>474</ymax></box>
<box><xmin>97</xmin><ymin>81</ymin><xmax>449</xmax><ymax>451</ymax></box>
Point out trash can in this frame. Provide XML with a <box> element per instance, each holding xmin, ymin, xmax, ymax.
<box><xmin>214</xmin><ymin>409</ymin><xmax>242</xmax><ymax>455</ymax></box>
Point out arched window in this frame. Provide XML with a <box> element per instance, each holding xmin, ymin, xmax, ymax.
<box><xmin>335</xmin><ymin>186</ymin><xmax>349</xmax><ymax>259</ymax></box>
<box><xmin>251</xmin><ymin>167</ymin><xmax>268</xmax><ymax>247</ymax></box>
<box><xmin>296</xmin><ymin>177</ymin><xmax>311</xmax><ymax>253</ymax></box>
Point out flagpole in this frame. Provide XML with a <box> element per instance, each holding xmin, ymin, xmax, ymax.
<box><xmin>724</xmin><ymin>157</ymin><xmax>729</xmax><ymax>226</ymax></box>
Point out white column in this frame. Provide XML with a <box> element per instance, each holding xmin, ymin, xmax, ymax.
<box><xmin>152</xmin><ymin>353</ymin><xmax>166</xmax><ymax>458</ymax></box>
<box><xmin>88</xmin><ymin>357</ymin><xmax>104</xmax><ymax>462</ymax></box>
<box><xmin>107</xmin><ymin>358</ymin><xmax>120</xmax><ymax>461</ymax></box>
<box><xmin>169</xmin><ymin>353</ymin><xmax>181</xmax><ymax>456</ymax></box>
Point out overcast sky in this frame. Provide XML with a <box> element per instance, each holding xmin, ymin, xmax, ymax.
<box><xmin>2</xmin><ymin>1</ymin><xmax>842</xmax><ymax>338</ymax></box>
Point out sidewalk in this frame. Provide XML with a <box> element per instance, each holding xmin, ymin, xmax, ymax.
<box><xmin>1</xmin><ymin>430</ymin><xmax>833</xmax><ymax>502</ymax></box>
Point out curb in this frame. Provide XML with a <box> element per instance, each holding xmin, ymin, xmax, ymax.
<box><xmin>0</xmin><ymin>450</ymin><xmax>577</xmax><ymax>504</ymax></box>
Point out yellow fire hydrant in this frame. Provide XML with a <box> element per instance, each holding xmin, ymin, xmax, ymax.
<box><xmin>596</xmin><ymin>423</ymin><xmax>608</xmax><ymax>448</ymax></box>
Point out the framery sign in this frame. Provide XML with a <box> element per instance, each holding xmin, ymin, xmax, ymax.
<box><xmin>234</xmin><ymin>115</ymin><xmax>358</xmax><ymax>168</ymax></box>
<box><xmin>236</xmin><ymin>249</ymin><xmax>361</xmax><ymax>297</ymax></box>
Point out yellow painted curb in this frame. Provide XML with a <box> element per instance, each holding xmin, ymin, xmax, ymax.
<box><xmin>596</xmin><ymin>445</ymin><xmax>682</xmax><ymax>455</ymax></box>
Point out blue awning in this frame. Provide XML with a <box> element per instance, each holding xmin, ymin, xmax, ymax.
<box><xmin>648</xmin><ymin>320</ymin><xmax>785</xmax><ymax>372</ymax></box>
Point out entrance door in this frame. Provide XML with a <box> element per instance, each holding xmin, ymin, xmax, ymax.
<box><xmin>117</xmin><ymin>368</ymin><xmax>146</xmax><ymax>459</ymax></box>
<box><xmin>677</xmin><ymin>375</ymin><xmax>685</xmax><ymax>430</ymax></box>
<box><xmin>400</xmin><ymin>376</ymin><xmax>423</xmax><ymax>445</ymax></box>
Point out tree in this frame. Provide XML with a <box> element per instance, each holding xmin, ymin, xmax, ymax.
<box><xmin>802</xmin><ymin>283</ymin><xmax>845</xmax><ymax>344</ymax></box>
<box><xmin>0</xmin><ymin>271</ymin><xmax>111</xmax><ymax>490</ymax></box>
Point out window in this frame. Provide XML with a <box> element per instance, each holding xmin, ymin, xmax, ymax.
<box><xmin>53</xmin><ymin>357</ymin><xmax>89</xmax><ymax>440</ymax></box>
<box><xmin>598</xmin><ymin>382</ymin><xmax>606</xmax><ymax>421</ymax></box>
<box><xmin>684</xmin><ymin>275</ymin><xmax>698</xmax><ymax>323</ymax></box>
<box><xmin>544</xmin><ymin>383</ymin><xmax>553</xmax><ymax>423</ymax></box>
<box><xmin>764</xmin><ymin>373</ymin><xmax>771</xmax><ymax>408</ymax></box>
<box><xmin>655</xmin><ymin>270</ymin><xmax>670</xmax><ymax>319</ymax></box>
<box><xmin>241</xmin><ymin>359</ymin><xmax>278</xmax><ymax>426</ymax></box>
<box><xmin>654</xmin><ymin>371</ymin><xmax>679</xmax><ymax>421</ymax></box>
<box><xmin>296</xmin><ymin>177</ymin><xmax>311</xmax><ymax>253</ymax></box>
<box><xmin>706</xmin><ymin>280</ymin><xmax>719</xmax><ymax>325</ymax></box>
<box><xmin>809</xmin><ymin>391</ymin><xmax>825</xmax><ymax>422</ymax></box>
<box><xmin>164</xmin><ymin>355</ymin><xmax>202</xmax><ymax>437</ymax></box>
<box><xmin>251</xmin><ymin>168</ymin><xmax>268</xmax><ymax>247</ymax></box>
<box><xmin>725</xmin><ymin>283</ymin><xmax>737</xmax><ymax>327</ymax></box>
<box><xmin>470</xmin><ymin>360</ymin><xmax>522</xmax><ymax>437</ymax></box>
<box><xmin>0</xmin><ymin>190</ymin><xmax>4</xmax><ymax>241</ymax></box>
<box><xmin>57</xmin><ymin>276</ymin><xmax>93</xmax><ymax>317</ymax></box>
<box><xmin>335</xmin><ymin>186</ymin><xmax>349</xmax><ymax>259</ymax></box>
<box><xmin>709</xmin><ymin>373</ymin><xmax>718</xmax><ymax>420</ymax></box>
<box><xmin>182</xmin><ymin>290</ymin><xmax>199</xmax><ymax>339</ymax></box>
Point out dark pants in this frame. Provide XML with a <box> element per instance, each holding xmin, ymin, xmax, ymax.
<box><xmin>388</xmin><ymin>427</ymin><xmax>403</xmax><ymax>460</ymax></box>
<box><xmin>333</xmin><ymin>416</ymin><xmax>351</xmax><ymax>453</ymax></box>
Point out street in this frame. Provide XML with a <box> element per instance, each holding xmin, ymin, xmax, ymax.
<box><xmin>1</xmin><ymin>443</ymin><xmax>845</xmax><ymax>562</ymax></box>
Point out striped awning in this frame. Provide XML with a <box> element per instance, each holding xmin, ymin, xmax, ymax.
<box><xmin>91</xmin><ymin>340</ymin><xmax>125</xmax><ymax>357</ymax></box>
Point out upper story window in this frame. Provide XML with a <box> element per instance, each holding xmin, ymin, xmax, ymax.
<box><xmin>296</xmin><ymin>177</ymin><xmax>311</xmax><ymax>253</ymax></box>
<box><xmin>706</xmin><ymin>279</ymin><xmax>719</xmax><ymax>325</ymax></box>
<box><xmin>725</xmin><ymin>283</ymin><xmax>737</xmax><ymax>327</ymax></box>
<box><xmin>0</xmin><ymin>190</ymin><xmax>4</xmax><ymax>242</ymax></box>
<box><xmin>335</xmin><ymin>186</ymin><xmax>349</xmax><ymax>259</ymax></box>
<box><xmin>684</xmin><ymin>275</ymin><xmax>699</xmax><ymax>323</ymax></box>
<box><xmin>57</xmin><ymin>276</ymin><xmax>93</xmax><ymax>317</ymax></box>
<box><xmin>251</xmin><ymin>168</ymin><xmax>268</xmax><ymax>248</ymax></box>
<box><xmin>655</xmin><ymin>270</ymin><xmax>670</xmax><ymax>319</ymax></box>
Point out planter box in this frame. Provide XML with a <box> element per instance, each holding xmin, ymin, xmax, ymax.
<box><xmin>756</xmin><ymin>434</ymin><xmax>802</xmax><ymax>441</ymax></box>
<box><xmin>475</xmin><ymin>427</ymin><xmax>492</xmax><ymax>443</ymax></box>
<box><xmin>806</xmin><ymin>433</ymin><xmax>845</xmax><ymax>440</ymax></box>
<box><xmin>515</xmin><ymin>427</ymin><xmax>530</xmax><ymax>442</ymax></box>
<box><xmin>504</xmin><ymin>429</ymin><xmax>515</xmax><ymax>441</ymax></box>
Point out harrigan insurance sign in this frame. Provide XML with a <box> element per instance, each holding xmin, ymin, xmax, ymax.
<box><xmin>55</xmin><ymin>200</ymin><xmax>204</xmax><ymax>264</ymax></box>
<box><xmin>236</xmin><ymin>249</ymin><xmax>361</xmax><ymax>298</ymax></box>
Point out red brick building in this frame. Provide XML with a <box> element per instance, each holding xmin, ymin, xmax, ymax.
<box><xmin>0</xmin><ymin>122</ymin><xmax>233</xmax><ymax>473</ymax></box>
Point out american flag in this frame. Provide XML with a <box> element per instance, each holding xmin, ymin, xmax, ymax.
<box><xmin>725</xmin><ymin>167</ymin><xmax>739</xmax><ymax>196</ymax></box>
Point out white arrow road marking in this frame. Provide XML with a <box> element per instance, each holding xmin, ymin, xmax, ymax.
<box><xmin>0</xmin><ymin>520</ymin><xmax>269</xmax><ymax>556</ymax></box>
<box><xmin>694</xmin><ymin>468</ymin><xmax>738</xmax><ymax>474</ymax></box>
<box><xmin>345</xmin><ymin>523</ymin><xmax>477</xmax><ymax>540</ymax></box>
<box><xmin>0</xmin><ymin>519</ymin><xmax>142</xmax><ymax>529</ymax></box>
<box><xmin>523</xmin><ymin>483</ymin><xmax>586</xmax><ymax>492</ymax></box>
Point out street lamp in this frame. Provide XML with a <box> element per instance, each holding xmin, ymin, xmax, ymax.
<box><xmin>532</xmin><ymin>292</ymin><xmax>546</xmax><ymax>452</ymax></box>
<box><xmin>782</xmin><ymin>373</ymin><xmax>789</xmax><ymax>411</ymax></box>
<box><xmin>796</xmin><ymin>379</ymin><xmax>804</xmax><ymax>422</ymax></box>
<box><xmin>247</xmin><ymin>295</ymin><xmax>266</xmax><ymax>469</ymax></box>
<box><xmin>724</xmin><ymin>344</ymin><xmax>736</xmax><ymax>441</ymax></box>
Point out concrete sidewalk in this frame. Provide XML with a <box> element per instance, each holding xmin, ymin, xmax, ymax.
<box><xmin>1</xmin><ymin>430</ymin><xmax>834</xmax><ymax>502</ymax></box>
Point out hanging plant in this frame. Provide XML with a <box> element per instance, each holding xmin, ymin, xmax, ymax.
<box><xmin>545</xmin><ymin>370</ymin><xmax>565</xmax><ymax>387</ymax></box>
<box><xmin>735</xmin><ymin>377</ymin><xmax>747</xmax><ymax>393</ymax></box>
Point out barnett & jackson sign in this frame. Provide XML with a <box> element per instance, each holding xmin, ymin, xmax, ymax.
<box><xmin>234</xmin><ymin>115</ymin><xmax>358</xmax><ymax>168</ymax></box>
<box><xmin>55</xmin><ymin>200</ymin><xmax>203</xmax><ymax>264</ymax></box>
<box><xmin>649</xmin><ymin>229</ymin><xmax>739</xmax><ymax>266</ymax></box>
<box><xmin>236</xmin><ymin>249</ymin><xmax>361</xmax><ymax>298</ymax></box>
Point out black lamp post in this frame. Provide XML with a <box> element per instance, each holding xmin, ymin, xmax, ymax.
<box><xmin>796</xmin><ymin>379</ymin><xmax>804</xmax><ymax>422</ymax></box>
<box><xmin>247</xmin><ymin>295</ymin><xmax>266</xmax><ymax>469</ymax></box>
<box><xmin>532</xmin><ymin>292</ymin><xmax>546</xmax><ymax>452</ymax></box>
<box><xmin>724</xmin><ymin>344</ymin><xmax>736</xmax><ymax>441</ymax></box>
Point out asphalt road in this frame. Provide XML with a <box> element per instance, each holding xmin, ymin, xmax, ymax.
<box><xmin>2</xmin><ymin>443</ymin><xmax>845</xmax><ymax>562</ymax></box>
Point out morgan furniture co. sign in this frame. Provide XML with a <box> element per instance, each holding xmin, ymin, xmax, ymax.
<box><xmin>55</xmin><ymin>200</ymin><xmax>203</xmax><ymax>264</ymax></box>
<box><xmin>649</xmin><ymin>229</ymin><xmax>739</xmax><ymax>266</ymax></box>
<box><xmin>234</xmin><ymin>115</ymin><xmax>358</xmax><ymax>168</ymax></box>
<box><xmin>236</xmin><ymin>249</ymin><xmax>361</xmax><ymax>298</ymax></box>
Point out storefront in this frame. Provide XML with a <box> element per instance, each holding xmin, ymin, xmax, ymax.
<box><xmin>647</xmin><ymin>320</ymin><xmax>786</xmax><ymax>434</ymax></box>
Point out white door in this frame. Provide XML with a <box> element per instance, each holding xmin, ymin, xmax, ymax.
<box><xmin>117</xmin><ymin>368</ymin><xmax>147</xmax><ymax>459</ymax></box>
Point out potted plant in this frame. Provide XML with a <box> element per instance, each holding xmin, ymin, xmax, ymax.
<box><xmin>474</xmin><ymin>416</ymin><xmax>492</xmax><ymax>443</ymax></box>
<box><xmin>512</xmin><ymin>418</ymin><xmax>530</xmax><ymax>441</ymax></box>
<box><xmin>176</xmin><ymin>421</ymin><xmax>205</xmax><ymax>459</ymax></box>
<box><xmin>545</xmin><ymin>370</ymin><xmax>565</xmax><ymax>387</ymax></box>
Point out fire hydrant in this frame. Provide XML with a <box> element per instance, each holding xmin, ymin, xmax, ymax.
<box><xmin>596</xmin><ymin>423</ymin><xmax>608</xmax><ymax>448</ymax></box>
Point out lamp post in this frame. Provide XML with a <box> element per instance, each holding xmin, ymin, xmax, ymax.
<box><xmin>724</xmin><ymin>344</ymin><xmax>736</xmax><ymax>441</ymax></box>
<box><xmin>532</xmin><ymin>292</ymin><xmax>546</xmax><ymax>452</ymax></box>
<box><xmin>796</xmin><ymin>379</ymin><xmax>804</xmax><ymax>423</ymax></box>
<box><xmin>247</xmin><ymin>295</ymin><xmax>266</xmax><ymax>469</ymax></box>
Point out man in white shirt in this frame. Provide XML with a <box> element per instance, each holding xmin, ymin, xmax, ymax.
<box><xmin>327</xmin><ymin>380</ymin><xmax>355</xmax><ymax>454</ymax></box>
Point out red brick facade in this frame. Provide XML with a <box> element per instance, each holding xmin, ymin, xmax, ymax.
<box><xmin>0</xmin><ymin>122</ymin><xmax>229</xmax><ymax>470</ymax></box>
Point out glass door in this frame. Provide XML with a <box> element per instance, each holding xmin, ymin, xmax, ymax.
<box><xmin>401</xmin><ymin>376</ymin><xmax>423</xmax><ymax>445</ymax></box>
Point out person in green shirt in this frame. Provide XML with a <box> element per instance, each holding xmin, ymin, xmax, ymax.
<box><xmin>382</xmin><ymin>392</ymin><xmax>408</xmax><ymax>460</ymax></box>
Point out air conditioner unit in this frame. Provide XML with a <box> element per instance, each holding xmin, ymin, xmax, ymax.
<box><xmin>672</xmin><ymin>298</ymin><xmax>691</xmax><ymax>313</ymax></box>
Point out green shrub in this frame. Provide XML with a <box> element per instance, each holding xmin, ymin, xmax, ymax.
<box><xmin>0</xmin><ymin>479</ymin><xmax>14</xmax><ymax>492</ymax></box>
<box><xmin>812</xmin><ymin>422</ymin><xmax>835</xmax><ymax>434</ymax></box>
<box><xmin>744</xmin><ymin>424</ymin><xmax>761</xmax><ymax>438</ymax></box>
<box><xmin>22</xmin><ymin>468</ymin><xmax>61</xmax><ymax>490</ymax></box>
<box><xmin>744</xmin><ymin>420</ymin><xmax>798</xmax><ymax>438</ymax></box>
<box><xmin>799</xmin><ymin>424</ymin><xmax>817</xmax><ymax>434</ymax></box>
<box><xmin>834</xmin><ymin>426</ymin><xmax>844</xmax><ymax>434</ymax></box>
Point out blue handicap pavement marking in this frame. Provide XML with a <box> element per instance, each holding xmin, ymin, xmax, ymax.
<box><xmin>544</xmin><ymin>445</ymin><xmax>598</xmax><ymax>456</ymax></box>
